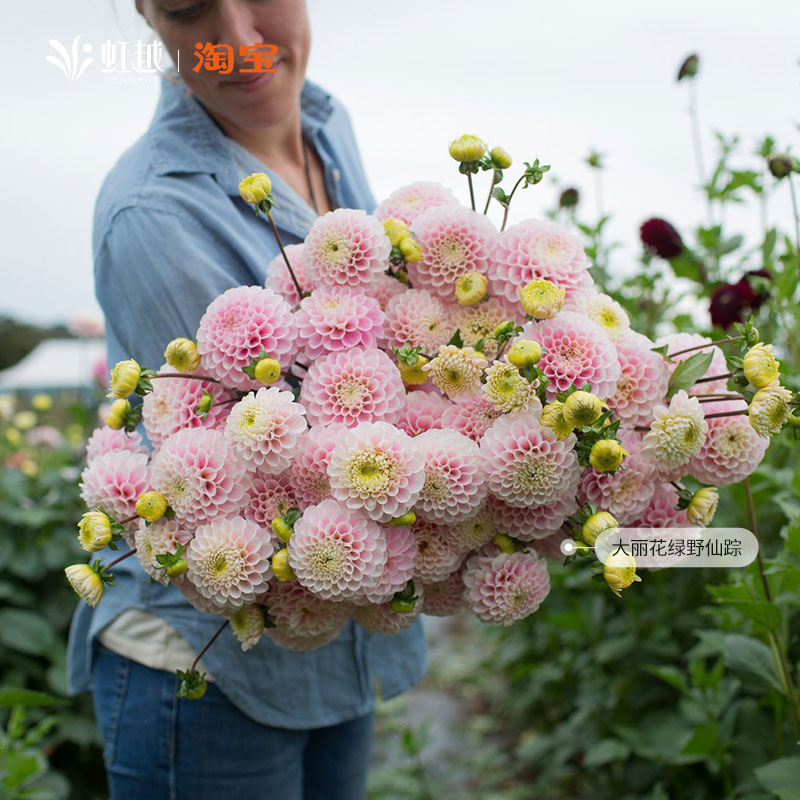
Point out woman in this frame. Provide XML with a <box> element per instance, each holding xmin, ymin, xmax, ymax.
<box><xmin>66</xmin><ymin>2</ymin><xmax>427</xmax><ymax>797</ymax></box>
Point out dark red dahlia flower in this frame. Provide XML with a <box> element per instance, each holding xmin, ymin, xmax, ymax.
<box><xmin>740</xmin><ymin>269</ymin><xmax>771</xmax><ymax>309</ymax></box>
<box><xmin>709</xmin><ymin>281</ymin><xmax>755</xmax><ymax>329</ymax></box>
<box><xmin>640</xmin><ymin>218</ymin><xmax>684</xmax><ymax>259</ymax></box>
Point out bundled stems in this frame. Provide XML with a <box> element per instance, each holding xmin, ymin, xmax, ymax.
<box><xmin>266</xmin><ymin>211</ymin><xmax>304</xmax><ymax>299</ymax></box>
<box><xmin>191</xmin><ymin>619</ymin><xmax>230</xmax><ymax>672</ymax></box>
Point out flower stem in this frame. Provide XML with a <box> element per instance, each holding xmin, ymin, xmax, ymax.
<box><xmin>107</xmin><ymin>547</ymin><xmax>137</xmax><ymax>570</ymax></box>
<box><xmin>788</xmin><ymin>174</ymin><xmax>800</xmax><ymax>277</ymax></box>
<box><xmin>500</xmin><ymin>175</ymin><xmax>527</xmax><ymax>232</ymax></box>
<box><xmin>666</xmin><ymin>336</ymin><xmax>743</xmax><ymax>359</ymax></box>
<box><xmin>191</xmin><ymin>619</ymin><xmax>230</xmax><ymax>672</ymax></box>
<box><xmin>266</xmin><ymin>211</ymin><xmax>304</xmax><ymax>299</ymax></box>
<box><xmin>703</xmin><ymin>409</ymin><xmax>747</xmax><ymax>420</ymax></box>
<box><xmin>466</xmin><ymin>173</ymin><xmax>476</xmax><ymax>212</ymax></box>
<box><xmin>482</xmin><ymin>172</ymin><xmax>497</xmax><ymax>215</ymax></box>
<box><xmin>695</xmin><ymin>372</ymin><xmax>733</xmax><ymax>384</ymax></box>
<box><xmin>687</xmin><ymin>78</ymin><xmax>711</xmax><ymax>226</ymax></box>
<box><xmin>152</xmin><ymin>373</ymin><xmax>220</xmax><ymax>384</ymax></box>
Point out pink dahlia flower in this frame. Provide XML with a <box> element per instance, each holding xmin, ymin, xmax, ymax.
<box><xmin>291</xmin><ymin>423</ymin><xmax>346</xmax><ymax>509</ymax></box>
<box><xmin>463</xmin><ymin>548</ymin><xmax>550</xmax><ymax>626</ymax></box>
<box><xmin>353</xmin><ymin>595</ymin><xmax>422</xmax><ymax>635</ymax></box>
<box><xmin>328</xmin><ymin>421</ymin><xmax>426</xmax><ymax>523</ymax></box>
<box><xmin>688</xmin><ymin>399</ymin><xmax>768</xmax><ymax>486</ymax></box>
<box><xmin>654</xmin><ymin>332</ymin><xmax>730</xmax><ymax>395</ymax></box>
<box><xmin>445</xmin><ymin>392</ymin><xmax>505</xmax><ymax>443</ymax></box>
<box><xmin>374</xmin><ymin>181</ymin><xmax>459</xmax><ymax>225</ymax></box>
<box><xmin>395</xmin><ymin>391</ymin><xmax>454</xmax><ymax>438</ymax></box>
<box><xmin>408</xmin><ymin>205</ymin><xmax>496</xmax><ymax>298</ymax></box>
<box><xmin>522</xmin><ymin>312</ymin><xmax>620</xmax><ymax>401</ymax></box>
<box><xmin>265</xmin><ymin>243</ymin><xmax>312</xmax><ymax>306</ymax></box>
<box><xmin>242</xmin><ymin>472</ymin><xmax>298</xmax><ymax>531</ymax></box>
<box><xmin>362</xmin><ymin>526</ymin><xmax>418</xmax><ymax>605</ymax></box>
<box><xmin>531</xmin><ymin>528</ymin><xmax>569</xmax><ymax>562</ymax></box>
<box><xmin>185</xmin><ymin>515</ymin><xmax>274</xmax><ymax>613</ymax></box>
<box><xmin>412</xmin><ymin>518</ymin><xmax>463</xmax><ymax>583</ymax></box>
<box><xmin>368</xmin><ymin>273</ymin><xmax>408</xmax><ymax>311</ymax></box>
<box><xmin>413</xmin><ymin>429</ymin><xmax>487</xmax><ymax>524</ymax></box>
<box><xmin>480</xmin><ymin>411</ymin><xmax>581</xmax><ymax>508</ymax></box>
<box><xmin>579</xmin><ymin>430</ymin><xmax>657</xmax><ymax>525</ymax></box>
<box><xmin>224</xmin><ymin>387</ymin><xmax>307</xmax><ymax>473</ymax></box>
<box><xmin>300</xmin><ymin>347</ymin><xmax>405</xmax><ymax>428</ymax></box>
<box><xmin>562</xmin><ymin>288</ymin><xmax>631</xmax><ymax>343</ymax></box>
<box><xmin>608</xmin><ymin>332</ymin><xmax>670</xmax><ymax>428</ymax></box>
<box><xmin>142</xmin><ymin>364</ymin><xmax>235</xmax><ymax>449</ymax></box>
<box><xmin>303</xmin><ymin>208</ymin><xmax>390</xmax><ymax>289</ymax></box>
<box><xmin>383</xmin><ymin>289</ymin><xmax>454</xmax><ymax>352</ymax></box>
<box><xmin>630</xmin><ymin>482</ymin><xmax>688</xmax><ymax>528</ymax></box>
<box><xmin>488</xmin><ymin>493</ymin><xmax>578</xmax><ymax>541</ymax></box>
<box><xmin>288</xmin><ymin>499</ymin><xmax>388</xmax><ymax>601</ymax></box>
<box><xmin>133</xmin><ymin>517</ymin><xmax>192</xmax><ymax>585</ymax></box>
<box><xmin>85</xmin><ymin>426</ymin><xmax>147</xmax><ymax>463</ymax></box>
<box><xmin>421</xmin><ymin>566</ymin><xmax>467</xmax><ymax>616</ymax></box>
<box><xmin>264</xmin><ymin>582</ymin><xmax>349</xmax><ymax>649</ymax></box>
<box><xmin>490</xmin><ymin>219</ymin><xmax>593</xmax><ymax>304</ymax></box>
<box><xmin>295</xmin><ymin>286</ymin><xmax>384</xmax><ymax>360</ymax></box>
<box><xmin>150</xmin><ymin>427</ymin><xmax>250</xmax><ymax>527</ymax></box>
<box><xmin>80</xmin><ymin>450</ymin><xmax>150</xmax><ymax>523</ymax></box>
<box><xmin>196</xmin><ymin>286</ymin><xmax>297</xmax><ymax>391</ymax></box>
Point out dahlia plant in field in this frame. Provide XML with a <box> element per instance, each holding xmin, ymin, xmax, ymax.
<box><xmin>65</xmin><ymin>136</ymin><xmax>800</xmax><ymax>698</ymax></box>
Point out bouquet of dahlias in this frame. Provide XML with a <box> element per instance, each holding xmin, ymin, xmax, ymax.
<box><xmin>66</xmin><ymin>134</ymin><xmax>799</xmax><ymax>697</ymax></box>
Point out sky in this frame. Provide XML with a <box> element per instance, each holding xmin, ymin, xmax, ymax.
<box><xmin>4</xmin><ymin>0</ymin><xmax>799</xmax><ymax>325</ymax></box>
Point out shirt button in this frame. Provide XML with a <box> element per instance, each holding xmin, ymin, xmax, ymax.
<box><xmin>332</xmin><ymin>167</ymin><xmax>341</xmax><ymax>182</ymax></box>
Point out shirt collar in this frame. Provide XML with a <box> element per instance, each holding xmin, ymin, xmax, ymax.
<box><xmin>148</xmin><ymin>69</ymin><xmax>334</xmax><ymax>223</ymax></box>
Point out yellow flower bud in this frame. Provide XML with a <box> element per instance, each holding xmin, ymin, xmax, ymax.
<box><xmin>492</xmin><ymin>533</ymin><xmax>515</xmax><ymax>554</ymax></box>
<box><xmin>271</xmin><ymin>517</ymin><xmax>293</xmax><ymax>543</ymax></box>
<box><xmin>541</xmin><ymin>401</ymin><xmax>574</xmax><ymax>440</ymax></box>
<box><xmin>398</xmin><ymin>236</ymin><xmax>422</xmax><ymax>263</ymax></box>
<box><xmin>239</xmin><ymin>172</ymin><xmax>272</xmax><ymax>205</ymax></box>
<box><xmin>490</xmin><ymin>146</ymin><xmax>512</xmax><ymax>169</ymax></box>
<box><xmin>581</xmin><ymin>511</ymin><xmax>619</xmax><ymax>546</ymax></box>
<box><xmin>389</xmin><ymin>512</ymin><xmax>416</xmax><ymax>527</ymax></box>
<box><xmin>254</xmin><ymin>357</ymin><xmax>282</xmax><ymax>386</ymax></box>
<box><xmin>603</xmin><ymin>551</ymin><xmax>641</xmax><ymax>597</ymax></box>
<box><xmin>164</xmin><ymin>338</ymin><xmax>201</xmax><ymax>373</ymax></box>
<box><xmin>108</xmin><ymin>359</ymin><xmax>141</xmax><ymax>399</ymax></box>
<box><xmin>383</xmin><ymin>218</ymin><xmax>410</xmax><ymax>247</ymax></box>
<box><xmin>65</xmin><ymin>564</ymin><xmax>104</xmax><ymax>607</ymax></box>
<box><xmin>31</xmin><ymin>393</ymin><xmax>53</xmax><ymax>412</ymax></box>
<box><xmin>105</xmin><ymin>398</ymin><xmax>131</xmax><ymax>430</ymax></box>
<box><xmin>398</xmin><ymin>356</ymin><xmax>430</xmax><ymax>386</ymax></box>
<box><xmin>749</xmin><ymin>383</ymin><xmax>793</xmax><ymax>437</ymax></box>
<box><xmin>743</xmin><ymin>343</ymin><xmax>780</xmax><ymax>389</ymax></box>
<box><xmin>687</xmin><ymin>487</ymin><xmax>719</xmax><ymax>527</ymax></box>
<box><xmin>562</xmin><ymin>391</ymin><xmax>607</xmax><ymax>427</ymax></box>
<box><xmin>5</xmin><ymin>428</ymin><xmax>22</xmax><ymax>446</ymax></box>
<box><xmin>13</xmin><ymin>411</ymin><xmax>36</xmax><ymax>431</ymax></box>
<box><xmin>271</xmin><ymin>548</ymin><xmax>296</xmax><ymax>582</ymax></box>
<box><xmin>448</xmin><ymin>134</ymin><xmax>487</xmax><ymax>163</ymax></box>
<box><xmin>77</xmin><ymin>511</ymin><xmax>113</xmax><ymax>552</ymax></box>
<box><xmin>454</xmin><ymin>272</ymin><xmax>488</xmax><ymax>306</ymax></box>
<box><xmin>136</xmin><ymin>491</ymin><xmax>168</xmax><ymax>523</ymax></box>
<box><xmin>166</xmin><ymin>559</ymin><xmax>188</xmax><ymax>579</ymax></box>
<box><xmin>507</xmin><ymin>339</ymin><xmax>542</xmax><ymax>369</ymax></box>
<box><xmin>589</xmin><ymin>439</ymin><xmax>628</xmax><ymax>472</ymax></box>
<box><xmin>519</xmin><ymin>278</ymin><xmax>565</xmax><ymax>319</ymax></box>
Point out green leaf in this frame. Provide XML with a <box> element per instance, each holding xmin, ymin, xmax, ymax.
<box><xmin>583</xmin><ymin>738</ymin><xmax>630</xmax><ymax>766</ymax></box>
<box><xmin>669</xmin><ymin>250</ymin><xmax>704</xmax><ymax>282</ymax></box>
<box><xmin>644</xmin><ymin>664</ymin><xmax>687</xmax><ymax>692</ymax></box>
<box><xmin>0</xmin><ymin>688</ymin><xmax>67</xmax><ymax>708</ymax></box>
<box><xmin>724</xmin><ymin>634</ymin><xmax>783</xmax><ymax>693</ymax></box>
<box><xmin>666</xmin><ymin>350</ymin><xmax>714</xmax><ymax>399</ymax></box>
<box><xmin>0</xmin><ymin>610</ymin><xmax>59</xmax><ymax>657</ymax></box>
<box><xmin>754</xmin><ymin>758</ymin><xmax>800</xmax><ymax>800</ymax></box>
<box><xmin>1</xmin><ymin>752</ymin><xmax>44</xmax><ymax>791</ymax></box>
<box><xmin>680</xmin><ymin>722</ymin><xmax>719</xmax><ymax>757</ymax></box>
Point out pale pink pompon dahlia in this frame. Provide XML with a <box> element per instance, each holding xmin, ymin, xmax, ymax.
<box><xmin>488</xmin><ymin>494</ymin><xmax>578</xmax><ymax>541</ymax></box>
<box><xmin>420</xmin><ymin>566</ymin><xmax>466</xmax><ymax>616</ymax></box>
<box><xmin>290</xmin><ymin>423</ymin><xmax>346</xmax><ymax>509</ymax></box>
<box><xmin>84</xmin><ymin>426</ymin><xmax>148</xmax><ymax>463</ymax></box>
<box><xmin>629</xmin><ymin>481</ymin><xmax>688</xmax><ymax>528</ymax></box>
<box><xmin>522</xmin><ymin>312</ymin><xmax>621</xmax><ymax>401</ymax></box>
<box><xmin>79</xmin><ymin>450</ymin><xmax>150</xmax><ymax>523</ymax></box>
<box><xmin>445</xmin><ymin>392</ymin><xmax>504</xmax><ymax>443</ymax></box>
<box><xmin>353</xmin><ymin>594</ymin><xmax>423</xmax><ymax>636</ymax></box>
<box><xmin>383</xmin><ymin>289</ymin><xmax>454</xmax><ymax>352</ymax></box>
<box><xmin>394</xmin><ymin>391</ymin><xmax>454</xmax><ymax>438</ymax></box>
<box><xmin>655</xmin><ymin>332</ymin><xmax>729</xmax><ymax>395</ymax></box>
<box><xmin>490</xmin><ymin>219</ymin><xmax>593</xmax><ymax>304</ymax></box>
<box><xmin>150</xmin><ymin>427</ymin><xmax>250</xmax><ymax>527</ymax></box>
<box><xmin>224</xmin><ymin>387</ymin><xmax>307</xmax><ymax>474</ymax></box>
<box><xmin>362</xmin><ymin>525</ymin><xmax>418</xmax><ymax>605</ymax></box>
<box><xmin>463</xmin><ymin>547</ymin><xmax>550</xmax><ymax>626</ymax></box>
<box><xmin>196</xmin><ymin>286</ymin><xmax>297</xmax><ymax>391</ymax></box>
<box><xmin>412</xmin><ymin>518</ymin><xmax>463</xmax><ymax>583</ymax></box>
<box><xmin>142</xmin><ymin>364</ymin><xmax>236</xmax><ymax>449</ymax></box>
<box><xmin>264</xmin><ymin>243</ymin><xmax>312</xmax><ymax>306</ymax></box>
<box><xmin>288</xmin><ymin>499</ymin><xmax>388</xmax><ymax>601</ymax></box>
<box><xmin>133</xmin><ymin>517</ymin><xmax>192</xmax><ymax>585</ymax></box>
<box><xmin>184</xmin><ymin>515</ymin><xmax>274</xmax><ymax>614</ymax></box>
<box><xmin>242</xmin><ymin>472</ymin><xmax>298</xmax><ymax>529</ymax></box>
<box><xmin>374</xmin><ymin>181</ymin><xmax>459</xmax><ymax>226</ymax></box>
<box><xmin>327</xmin><ymin>421</ymin><xmax>426</xmax><ymax>523</ymax></box>
<box><xmin>299</xmin><ymin>347</ymin><xmax>405</xmax><ymax>428</ymax></box>
<box><xmin>303</xmin><ymin>208</ymin><xmax>390</xmax><ymax>289</ymax></box>
<box><xmin>607</xmin><ymin>332</ymin><xmax>670</xmax><ymax>428</ymax></box>
<box><xmin>413</xmin><ymin>428</ymin><xmax>487</xmax><ymax>524</ymax></box>
<box><xmin>688</xmin><ymin>399</ymin><xmax>768</xmax><ymax>486</ymax></box>
<box><xmin>480</xmin><ymin>411</ymin><xmax>581</xmax><ymax>509</ymax></box>
<box><xmin>407</xmin><ymin>205</ymin><xmax>497</xmax><ymax>298</ymax></box>
<box><xmin>294</xmin><ymin>286</ymin><xmax>384</xmax><ymax>360</ymax></box>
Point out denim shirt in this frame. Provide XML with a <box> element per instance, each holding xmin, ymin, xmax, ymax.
<box><xmin>66</xmin><ymin>69</ymin><xmax>427</xmax><ymax>729</ymax></box>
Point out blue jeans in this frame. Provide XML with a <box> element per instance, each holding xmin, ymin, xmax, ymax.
<box><xmin>91</xmin><ymin>642</ymin><xmax>374</xmax><ymax>799</ymax></box>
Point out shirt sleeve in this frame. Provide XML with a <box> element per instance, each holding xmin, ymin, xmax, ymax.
<box><xmin>94</xmin><ymin>203</ymin><xmax>256</xmax><ymax>369</ymax></box>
